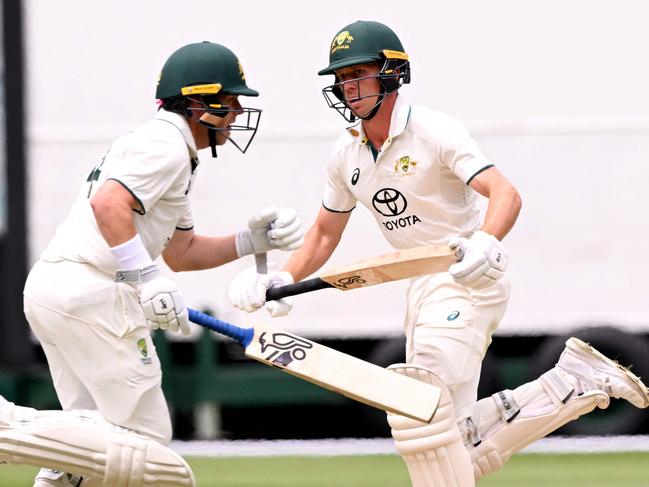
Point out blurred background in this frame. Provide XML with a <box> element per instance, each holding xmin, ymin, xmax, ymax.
<box><xmin>1</xmin><ymin>0</ymin><xmax>648</xmax><ymax>441</ymax></box>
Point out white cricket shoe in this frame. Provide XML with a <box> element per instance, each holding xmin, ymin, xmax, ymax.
<box><xmin>557</xmin><ymin>337</ymin><xmax>649</xmax><ymax>409</ymax></box>
<box><xmin>33</xmin><ymin>468</ymin><xmax>83</xmax><ymax>487</ymax></box>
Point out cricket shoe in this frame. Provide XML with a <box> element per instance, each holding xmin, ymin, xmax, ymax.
<box><xmin>33</xmin><ymin>468</ymin><xmax>83</xmax><ymax>487</ymax></box>
<box><xmin>557</xmin><ymin>337</ymin><xmax>649</xmax><ymax>409</ymax></box>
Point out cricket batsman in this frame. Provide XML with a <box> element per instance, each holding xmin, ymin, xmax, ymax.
<box><xmin>16</xmin><ymin>41</ymin><xmax>304</xmax><ymax>486</ymax></box>
<box><xmin>229</xmin><ymin>20</ymin><xmax>649</xmax><ymax>485</ymax></box>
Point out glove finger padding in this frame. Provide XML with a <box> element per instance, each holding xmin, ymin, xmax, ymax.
<box><xmin>448</xmin><ymin>237</ymin><xmax>465</xmax><ymax>251</ymax></box>
<box><xmin>248</xmin><ymin>206</ymin><xmax>279</xmax><ymax>230</ymax></box>
<box><xmin>448</xmin><ymin>231</ymin><xmax>508</xmax><ymax>289</ymax></box>
<box><xmin>273</xmin><ymin>208</ymin><xmax>299</xmax><ymax>228</ymax></box>
<box><xmin>236</xmin><ymin>206</ymin><xmax>303</xmax><ymax>256</ymax></box>
<box><xmin>268</xmin><ymin>210</ymin><xmax>304</xmax><ymax>251</ymax></box>
<box><xmin>266</xmin><ymin>298</ymin><xmax>293</xmax><ymax>317</ymax></box>
<box><xmin>228</xmin><ymin>266</ymin><xmax>271</xmax><ymax>313</ymax></box>
<box><xmin>268</xmin><ymin>218</ymin><xmax>303</xmax><ymax>243</ymax></box>
<box><xmin>450</xmin><ymin>258</ymin><xmax>491</xmax><ymax>284</ymax></box>
<box><xmin>263</xmin><ymin>271</ymin><xmax>294</xmax><ymax>317</ymax></box>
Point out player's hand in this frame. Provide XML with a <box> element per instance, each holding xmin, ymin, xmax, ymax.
<box><xmin>264</xmin><ymin>271</ymin><xmax>295</xmax><ymax>317</ymax></box>
<box><xmin>228</xmin><ymin>265</ymin><xmax>294</xmax><ymax>317</ymax></box>
<box><xmin>235</xmin><ymin>206</ymin><xmax>304</xmax><ymax>257</ymax></box>
<box><xmin>138</xmin><ymin>265</ymin><xmax>191</xmax><ymax>335</ymax></box>
<box><xmin>448</xmin><ymin>231</ymin><xmax>507</xmax><ymax>289</ymax></box>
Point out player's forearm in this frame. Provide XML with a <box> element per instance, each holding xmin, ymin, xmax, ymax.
<box><xmin>284</xmin><ymin>228</ymin><xmax>338</xmax><ymax>282</ymax></box>
<box><xmin>481</xmin><ymin>184</ymin><xmax>522</xmax><ymax>240</ymax></box>
<box><xmin>163</xmin><ymin>234</ymin><xmax>238</xmax><ymax>271</ymax></box>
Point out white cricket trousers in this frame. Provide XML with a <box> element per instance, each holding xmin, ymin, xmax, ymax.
<box><xmin>23</xmin><ymin>260</ymin><xmax>172</xmax><ymax>444</ymax></box>
<box><xmin>404</xmin><ymin>272</ymin><xmax>510</xmax><ymax>423</ymax></box>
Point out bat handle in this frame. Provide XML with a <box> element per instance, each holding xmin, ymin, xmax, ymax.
<box><xmin>188</xmin><ymin>308</ymin><xmax>254</xmax><ymax>347</ymax></box>
<box><xmin>266</xmin><ymin>277</ymin><xmax>333</xmax><ymax>301</ymax></box>
<box><xmin>255</xmin><ymin>253</ymin><xmax>268</xmax><ymax>274</ymax></box>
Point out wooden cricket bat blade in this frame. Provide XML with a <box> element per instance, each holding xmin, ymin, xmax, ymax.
<box><xmin>188</xmin><ymin>309</ymin><xmax>440</xmax><ymax>422</ymax></box>
<box><xmin>266</xmin><ymin>244</ymin><xmax>457</xmax><ymax>301</ymax></box>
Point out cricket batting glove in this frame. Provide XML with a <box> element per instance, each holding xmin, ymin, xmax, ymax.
<box><xmin>235</xmin><ymin>206</ymin><xmax>304</xmax><ymax>257</ymax></box>
<box><xmin>132</xmin><ymin>265</ymin><xmax>191</xmax><ymax>335</ymax></box>
<box><xmin>229</xmin><ymin>265</ymin><xmax>294</xmax><ymax>317</ymax></box>
<box><xmin>448</xmin><ymin>230</ymin><xmax>507</xmax><ymax>290</ymax></box>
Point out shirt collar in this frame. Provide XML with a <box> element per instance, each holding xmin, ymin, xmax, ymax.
<box><xmin>389</xmin><ymin>94</ymin><xmax>411</xmax><ymax>139</ymax></box>
<box><xmin>155</xmin><ymin>109</ymin><xmax>199</xmax><ymax>158</ymax></box>
<box><xmin>345</xmin><ymin>94</ymin><xmax>412</xmax><ymax>145</ymax></box>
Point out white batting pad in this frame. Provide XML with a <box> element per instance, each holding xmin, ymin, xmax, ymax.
<box><xmin>0</xmin><ymin>402</ymin><xmax>194</xmax><ymax>487</ymax></box>
<box><xmin>467</xmin><ymin>368</ymin><xmax>609</xmax><ymax>481</ymax></box>
<box><xmin>388</xmin><ymin>364</ymin><xmax>474</xmax><ymax>487</ymax></box>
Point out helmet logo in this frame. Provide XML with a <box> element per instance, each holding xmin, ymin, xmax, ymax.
<box><xmin>331</xmin><ymin>31</ymin><xmax>354</xmax><ymax>54</ymax></box>
<box><xmin>238</xmin><ymin>61</ymin><xmax>245</xmax><ymax>80</ymax></box>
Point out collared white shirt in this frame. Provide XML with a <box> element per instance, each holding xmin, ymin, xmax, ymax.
<box><xmin>322</xmin><ymin>95</ymin><xmax>493</xmax><ymax>248</ymax></box>
<box><xmin>40</xmin><ymin>109</ymin><xmax>200</xmax><ymax>273</ymax></box>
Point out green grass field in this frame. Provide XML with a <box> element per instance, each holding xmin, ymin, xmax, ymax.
<box><xmin>0</xmin><ymin>453</ymin><xmax>647</xmax><ymax>486</ymax></box>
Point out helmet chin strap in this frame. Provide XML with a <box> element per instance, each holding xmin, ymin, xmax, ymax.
<box><xmin>208</xmin><ymin>129</ymin><xmax>218</xmax><ymax>157</ymax></box>
<box><xmin>200</xmin><ymin>112</ymin><xmax>221</xmax><ymax>158</ymax></box>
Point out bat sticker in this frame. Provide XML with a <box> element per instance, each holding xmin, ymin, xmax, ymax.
<box><xmin>333</xmin><ymin>275</ymin><xmax>366</xmax><ymax>289</ymax></box>
<box><xmin>259</xmin><ymin>331</ymin><xmax>313</xmax><ymax>366</ymax></box>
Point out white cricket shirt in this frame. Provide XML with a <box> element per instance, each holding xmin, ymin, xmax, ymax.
<box><xmin>322</xmin><ymin>95</ymin><xmax>493</xmax><ymax>248</ymax></box>
<box><xmin>40</xmin><ymin>109</ymin><xmax>199</xmax><ymax>274</ymax></box>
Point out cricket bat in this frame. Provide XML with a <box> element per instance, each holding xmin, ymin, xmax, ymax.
<box><xmin>188</xmin><ymin>309</ymin><xmax>440</xmax><ymax>422</ymax></box>
<box><xmin>266</xmin><ymin>244</ymin><xmax>457</xmax><ymax>301</ymax></box>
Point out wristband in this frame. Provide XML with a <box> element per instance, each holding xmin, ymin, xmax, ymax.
<box><xmin>109</xmin><ymin>234</ymin><xmax>154</xmax><ymax>270</ymax></box>
<box><xmin>235</xmin><ymin>230</ymin><xmax>254</xmax><ymax>257</ymax></box>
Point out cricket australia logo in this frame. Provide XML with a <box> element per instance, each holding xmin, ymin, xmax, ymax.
<box><xmin>259</xmin><ymin>332</ymin><xmax>313</xmax><ymax>367</ymax></box>
<box><xmin>331</xmin><ymin>30</ymin><xmax>354</xmax><ymax>54</ymax></box>
<box><xmin>394</xmin><ymin>155</ymin><xmax>418</xmax><ymax>177</ymax></box>
<box><xmin>137</xmin><ymin>338</ymin><xmax>152</xmax><ymax>365</ymax></box>
<box><xmin>333</xmin><ymin>275</ymin><xmax>366</xmax><ymax>289</ymax></box>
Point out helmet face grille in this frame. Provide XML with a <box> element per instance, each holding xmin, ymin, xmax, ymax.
<box><xmin>321</xmin><ymin>57</ymin><xmax>410</xmax><ymax>123</ymax></box>
<box><xmin>191</xmin><ymin>98</ymin><xmax>262</xmax><ymax>156</ymax></box>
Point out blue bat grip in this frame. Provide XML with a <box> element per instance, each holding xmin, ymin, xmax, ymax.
<box><xmin>188</xmin><ymin>308</ymin><xmax>254</xmax><ymax>347</ymax></box>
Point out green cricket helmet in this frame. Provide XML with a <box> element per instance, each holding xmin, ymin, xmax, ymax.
<box><xmin>156</xmin><ymin>42</ymin><xmax>261</xmax><ymax>157</ymax></box>
<box><xmin>319</xmin><ymin>21</ymin><xmax>410</xmax><ymax>122</ymax></box>
<box><xmin>156</xmin><ymin>41</ymin><xmax>258</xmax><ymax>99</ymax></box>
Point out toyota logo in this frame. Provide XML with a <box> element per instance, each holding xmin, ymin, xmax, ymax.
<box><xmin>372</xmin><ymin>188</ymin><xmax>408</xmax><ymax>217</ymax></box>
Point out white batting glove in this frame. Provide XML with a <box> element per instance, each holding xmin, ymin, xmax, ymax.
<box><xmin>448</xmin><ymin>231</ymin><xmax>507</xmax><ymax>290</ymax></box>
<box><xmin>265</xmin><ymin>272</ymin><xmax>294</xmax><ymax>317</ymax></box>
<box><xmin>228</xmin><ymin>265</ymin><xmax>294</xmax><ymax>317</ymax></box>
<box><xmin>137</xmin><ymin>265</ymin><xmax>191</xmax><ymax>335</ymax></box>
<box><xmin>235</xmin><ymin>206</ymin><xmax>304</xmax><ymax>257</ymax></box>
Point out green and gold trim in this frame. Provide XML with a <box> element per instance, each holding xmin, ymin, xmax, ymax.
<box><xmin>181</xmin><ymin>83</ymin><xmax>222</xmax><ymax>96</ymax></box>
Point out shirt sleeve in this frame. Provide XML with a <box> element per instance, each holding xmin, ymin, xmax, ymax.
<box><xmin>107</xmin><ymin>129</ymin><xmax>190</xmax><ymax>214</ymax></box>
<box><xmin>322</xmin><ymin>143</ymin><xmax>357</xmax><ymax>213</ymax></box>
<box><xmin>176</xmin><ymin>204</ymin><xmax>194</xmax><ymax>230</ymax></box>
<box><xmin>438</xmin><ymin>116</ymin><xmax>493</xmax><ymax>184</ymax></box>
